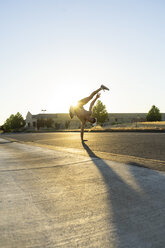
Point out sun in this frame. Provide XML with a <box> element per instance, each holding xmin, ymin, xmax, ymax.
<box><xmin>46</xmin><ymin>84</ymin><xmax>90</xmax><ymax>113</ymax></box>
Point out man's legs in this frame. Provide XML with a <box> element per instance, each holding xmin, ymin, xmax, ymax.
<box><xmin>83</xmin><ymin>93</ymin><xmax>100</xmax><ymax>125</ymax></box>
<box><xmin>89</xmin><ymin>93</ymin><xmax>100</xmax><ymax>112</ymax></box>
<box><xmin>77</xmin><ymin>87</ymin><xmax>102</xmax><ymax>107</ymax></box>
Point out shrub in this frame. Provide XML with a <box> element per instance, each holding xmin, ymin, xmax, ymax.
<box><xmin>146</xmin><ymin>105</ymin><xmax>162</xmax><ymax>122</ymax></box>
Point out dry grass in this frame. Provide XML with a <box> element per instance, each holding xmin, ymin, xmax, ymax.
<box><xmin>140</xmin><ymin>121</ymin><xmax>165</xmax><ymax>126</ymax></box>
<box><xmin>89</xmin><ymin>121</ymin><xmax>165</xmax><ymax>132</ymax></box>
<box><xmin>90</xmin><ymin>125</ymin><xmax>105</xmax><ymax>131</ymax></box>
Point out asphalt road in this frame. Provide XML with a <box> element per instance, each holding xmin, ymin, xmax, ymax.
<box><xmin>2</xmin><ymin>132</ymin><xmax>165</xmax><ymax>171</ymax></box>
<box><xmin>1</xmin><ymin>137</ymin><xmax>165</xmax><ymax>247</ymax></box>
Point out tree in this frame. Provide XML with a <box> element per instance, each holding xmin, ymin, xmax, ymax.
<box><xmin>65</xmin><ymin>120</ymin><xmax>70</xmax><ymax>129</ymax></box>
<box><xmin>3</xmin><ymin>112</ymin><xmax>25</xmax><ymax>132</ymax></box>
<box><xmin>46</xmin><ymin>118</ymin><xmax>54</xmax><ymax>128</ymax></box>
<box><xmin>92</xmin><ymin>100</ymin><xmax>108</xmax><ymax>126</ymax></box>
<box><xmin>0</xmin><ymin>125</ymin><xmax>4</xmax><ymax>131</ymax></box>
<box><xmin>55</xmin><ymin>122</ymin><xmax>60</xmax><ymax>129</ymax></box>
<box><xmin>37</xmin><ymin>118</ymin><xmax>55</xmax><ymax>129</ymax></box>
<box><xmin>37</xmin><ymin>118</ymin><xmax>46</xmax><ymax>130</ymax></box>
<box><xmin>146</xmin><ymin>105</ymin><xmax>162</xmax><ymax>122</ymax></box>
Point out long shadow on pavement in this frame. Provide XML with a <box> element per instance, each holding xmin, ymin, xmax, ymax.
<box><xmin>82</xmin><ymin>141</ymin><xmax>165</xmax><ymax>248</ymax></box>
<box><xmin>0</xmin><ymin>140</ymin><xmax>13</xmax><ymax>144</ymax></box>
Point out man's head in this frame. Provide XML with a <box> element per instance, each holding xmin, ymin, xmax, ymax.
<box><xmin>88</xmin><ymin>117</ymin><xmax>97</xmax><ymax>124</ymax></box>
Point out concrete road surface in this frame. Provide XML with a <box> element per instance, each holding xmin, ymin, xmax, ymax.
<box><xmin>1</xmin><ymin>137</ymin><xmax>165</xmax><ymax>248</ymax></box>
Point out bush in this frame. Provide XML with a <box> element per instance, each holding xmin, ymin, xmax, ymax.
<box><xmin>146</xmin><ymin>105</ymin><xmax>162</xmax><ymax>122</ymax></box>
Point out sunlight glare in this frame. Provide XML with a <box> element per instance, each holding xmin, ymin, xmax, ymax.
<box><xmin>46</xmin><ymin>83</ymin><xmax>91</xmax><ymax>113</ymax></box>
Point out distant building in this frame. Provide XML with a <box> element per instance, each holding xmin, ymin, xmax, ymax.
<box><xmin>26</xmin><ymin>111</ymin><xmax>165</xmax><ymax>129</ymax></box>
<box><xmin>26</xmin><ymin>112</ymin><xmax>57</xmax><ymax>129</ymax></box>
<box><xmin>108</xmin><ymin>113</ymin><xmax>147</xmax><ymax>125</ymax></box>
<box><xmin>26</xmin><ymin>112</ymin><xmax>78</xmax><ymax>129</ymax></box>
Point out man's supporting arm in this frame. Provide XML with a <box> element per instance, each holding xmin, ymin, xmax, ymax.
<box><xmin>81</xmin><ymin>121</ymin><xmax>85</xmax><ymax>141</ymax></box>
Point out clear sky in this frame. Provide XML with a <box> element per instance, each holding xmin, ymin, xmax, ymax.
<box><xmin>0</xmin><ymin>0</ymin><xmax>165</xmax><ymax>125</ymax></box>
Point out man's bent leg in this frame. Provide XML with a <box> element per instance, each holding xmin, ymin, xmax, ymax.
<box><xmin>78</xmin><ymin>87</ymin><xmax>102</xmax><ymax>106</ymax></box>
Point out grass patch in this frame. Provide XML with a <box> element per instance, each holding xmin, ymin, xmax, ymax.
<box><xmin>89</xmin><ymin>122</ymin><xmax>165</xmax><ymax>132</ymax></box>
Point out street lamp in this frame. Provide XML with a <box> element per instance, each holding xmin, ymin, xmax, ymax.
<box><xmin>41</xmin><ymin>109</ymin><xmax>46</xmax><ymax>113</ymax></box>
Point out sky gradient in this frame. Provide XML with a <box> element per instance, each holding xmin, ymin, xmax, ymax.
<box><xmin>1</xmin><ymin>0</ymin><xmax>165</xmax><ymax>124</ymax></box>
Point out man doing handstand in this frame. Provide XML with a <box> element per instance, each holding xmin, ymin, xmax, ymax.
<box><xmin>69</xmin><ymin>84</ymin><xmax>109</xmax><ymax>141</ymax></box>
